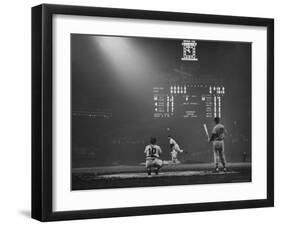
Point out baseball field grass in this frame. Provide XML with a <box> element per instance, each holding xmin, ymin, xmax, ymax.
<box><xmin>72</xmin><ymin>162</ymin><xmax>251</xmax><ymax>190</ymax></box>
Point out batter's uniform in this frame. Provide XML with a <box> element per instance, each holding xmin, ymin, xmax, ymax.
<box><xmin>144</xmin><ymin>144</ymin><xmax>163</xmax><ymax>169</ymax></box>
<box><xmin>169</xmin><ymin>138</ymin><xmax>183</xmax><ymax>153</ymax></box>
<box><xmin>211</xmin><ymin>123</ymin><xmax>226</xmax><ymax>167</ymax></box>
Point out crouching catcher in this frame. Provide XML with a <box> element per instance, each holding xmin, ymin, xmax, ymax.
<box><xmin>144</xmin><ymin>137</ymin><xmax>163</xmax><ymax>175</ymax></box>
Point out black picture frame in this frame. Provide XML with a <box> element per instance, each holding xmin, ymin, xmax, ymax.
<box><xmin>32</xmin><ymin>4</ymin><xmax>274</xmax><ymax>222</ymax></box>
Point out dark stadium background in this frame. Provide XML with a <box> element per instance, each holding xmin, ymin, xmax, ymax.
<box><xmin>71</xmin><ymin>34</ymin><xmax>251</xmax><ymax>168</ymax></box>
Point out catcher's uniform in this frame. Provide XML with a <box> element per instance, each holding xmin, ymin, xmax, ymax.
<box><xmin>144</xmin><ymin>144</ymin><xmax>163</xmax><ymax>169</ymax></box>
<box><xmin>211</xmin><ymin>123</ymin><xmax>226</xmax><ymax>167</ymax></box>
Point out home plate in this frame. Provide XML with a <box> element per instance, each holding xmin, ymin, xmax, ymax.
<box><xmin>97</xmin><ymin>170</ymin><xmax>239</xmax><ymax>179</ymax></box>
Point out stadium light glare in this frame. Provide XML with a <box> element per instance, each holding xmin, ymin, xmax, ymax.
<box><xmin>94</xmin><ymin>36</ymin><xmax>153</xmax><ymax>86</ymax></box>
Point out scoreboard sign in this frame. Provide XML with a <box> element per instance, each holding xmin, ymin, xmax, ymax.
<box><xmin>153</xmin><ymin>82</ymin><xmax>225</xmax><ymax>119</ymax></box>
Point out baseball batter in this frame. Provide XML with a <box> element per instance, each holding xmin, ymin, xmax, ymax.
<box><xmin>209</xmin><ymin>117</ymin><xmax>227</xmax><ymax>172</ymax></box>
<box><xmin>144</xmin><ymin>137</ymin><xmax>163</xmax><ymax>175</ymax></box>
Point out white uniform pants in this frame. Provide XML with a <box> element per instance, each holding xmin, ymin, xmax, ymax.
<box><xmin>213</xmin><ymin>140</ymin><xmax>226</xmax><ymax>167</ymax></box>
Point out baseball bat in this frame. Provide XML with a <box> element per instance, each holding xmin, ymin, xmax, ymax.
<box><xmin>203</xmin><ymin>123</ymin><xmax>210</xmax><ymax>140</ymax></box>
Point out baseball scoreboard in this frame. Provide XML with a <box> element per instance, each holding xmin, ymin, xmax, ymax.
<box><xmin>153</xmin><ymin>82</ymin><xmax>225</xmax><ymax>119</ymax></box>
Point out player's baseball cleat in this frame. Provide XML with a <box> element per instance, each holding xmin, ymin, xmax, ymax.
<box><xmin>214</xmin><ymin>167</ymin><xmax>219</xmax><ymax>172</ymax></box>
<box><xmin>223</xmin><ymin>167</ymin><xmax>227</xmax><ymax>172</ymax></box>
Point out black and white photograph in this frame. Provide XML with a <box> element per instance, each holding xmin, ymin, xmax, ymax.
<box><xmin>71</xmin><ymin>34</ymin><xmax>252</xmax><ymax>190</ymax></box>
<box><xmin>30</xmin><ymin>3</ymin><xmax>274</xmax><ymax>222</ymax></box>
<box><xmin>0</xmin><ymin>0</ymin><xmax>278</xmax><ymax>223</ymax></box>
